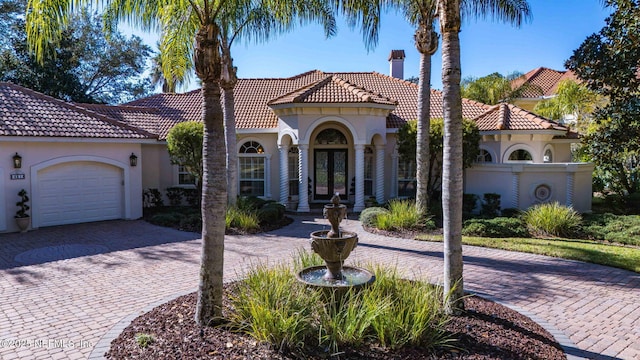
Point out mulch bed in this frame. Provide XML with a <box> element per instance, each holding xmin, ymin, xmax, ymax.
<box><xmin>105</xmin><ymin>288</ymin><xmax>565</xmax><ymax>360</ymax></box>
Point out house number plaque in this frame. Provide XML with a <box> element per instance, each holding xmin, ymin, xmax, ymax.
<box><xmin>10</xmin><ymin>173</ymin><xmax>25</xmax><ymax>180</ymax></box>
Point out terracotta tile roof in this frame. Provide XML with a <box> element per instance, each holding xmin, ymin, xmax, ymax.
<box><xmin>127</xmin><ymin>71</ymin><xmax>490</xmax><ymax>134</ymax></box>
<box><xmin>512</xmin><ymin>67</ymin><xmax>580</xmax><ymax>98</ymax></box>
<box><xmin>268</xmin><ymin>75</ymin><xmax>398</xmax><ymax>106</ymax></box>
<box><xmin>0</xmin><ymin>82</ymin><xmax>156</xmax><ymax>139</ymax></box>
<box><xmin>76</xmin><ymin>103</ymin><xmax>167</xmax><ymax>137</ymax></box>
<box><xmin>474</xmin><ymin>103</ymin><xmax>575</xmax><ymax>134</ymax></box>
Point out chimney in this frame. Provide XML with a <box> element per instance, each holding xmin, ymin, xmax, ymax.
<box><xmin>388</xmin><ymin>50</ymin><xmax>405</xmax><ymax>79</ymax></box>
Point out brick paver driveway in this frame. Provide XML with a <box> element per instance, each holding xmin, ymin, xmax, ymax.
<box><xmin>0</xmin><ymin>216</ymin><xmax>638</xmax><ymax>360</ymax></box>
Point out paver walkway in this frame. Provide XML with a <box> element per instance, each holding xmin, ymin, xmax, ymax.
<box><xmin>0</xmin><ymin>216</ymin><xmax>638</xmax><ymax>360</ymax></box>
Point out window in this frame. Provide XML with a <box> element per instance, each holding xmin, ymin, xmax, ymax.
<box><xmin>364</xmin><ymin>147</ymin><xmax>374</xmax><ymax>196</ymax></box>
<box><xmin>314</xmin><ymin>128</ymin><xmax>347</xmax><ymax>145</ymax></box>
<box><xmin>508</xmin><ymin>149</ymin><xmax>533</xmax><ymax>161</ymax></box>
<box><xmin>398</xmin><ymin>159</ymin><xmax>416</xmax><ymax>197</ymax></box>
<box><xmin>476</xmin><ymin>149</ymin><xmax>492</xmax><ymax>163</ymax></box>
<box><xmin>178</xmin><ymin>165</ymin><xmax>196</xmax><ymax>185</ymax></box>
<box><xmin>239</xmin><ymin>141</ymin><xmax>266</xmax><ymax>196</ymax></box>
<box><xmin>288</xmin><ymin>147</ymin><xmax>299</xmax><ymax>196</ymax></box>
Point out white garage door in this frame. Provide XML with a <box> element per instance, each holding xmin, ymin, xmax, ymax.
<box><xmin>38</xmin><ymin>162</ymin><xmax>123</xmax><ymax>227</ymax></box>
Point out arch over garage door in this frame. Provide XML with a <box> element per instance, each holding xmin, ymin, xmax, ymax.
<box><xmin>31</xmin><ymin>156</ymin><xmax>130</xmax><ymax>228</ymax></box>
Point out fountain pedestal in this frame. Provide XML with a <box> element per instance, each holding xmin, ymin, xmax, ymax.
<box><xmin>297</xmin><ymin>194</ymin><xmax>374</xmax><ymax>289</ymax></box>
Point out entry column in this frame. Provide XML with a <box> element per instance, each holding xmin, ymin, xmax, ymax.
<box><xmin>354</xmin><ymin>144</ymin><xmax>365</xmax><ymax>212</ymax></box>
<box><xmin>278</xmin><ymin>144</ymin><xmax>289</xmax><ymax>206</ymax></box>
<box><xmin>297</xmin><ymin>144</ymin><xmax>310</xmax><ymax>212</ymax></box>
<box><xmin>375</xmin><ymin>144</ymin><xmax>385</xmax><ymax>204</ymax></box>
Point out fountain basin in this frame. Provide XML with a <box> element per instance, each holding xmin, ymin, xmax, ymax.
<box><xmin>296</xmin><ymin>265</ymin><xmax>375</xmax><ymax>289</ymax></box>
<box><xmin>310</xmin><ymin>230</ymin><xmax>358</xmax><ymax>280</ymax></box>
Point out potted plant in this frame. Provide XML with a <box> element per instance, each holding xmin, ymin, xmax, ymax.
<box><xmin>15</xmin><ymin>189</ymin><xmax>30</xmax><ymax>232</ymax></box>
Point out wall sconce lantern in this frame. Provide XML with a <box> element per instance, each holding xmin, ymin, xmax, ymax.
<box><xmin>129</xmin><ymin>153</ymin><xmax>138</xmax><ymax>167</ymax></box>
<box><xmin>12</xmin><ymin>152</ymin><xmax>22</xmax><ymax>169</ymax></box>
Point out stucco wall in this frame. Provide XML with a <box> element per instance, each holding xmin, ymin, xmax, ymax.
<box><xmin>465</xmin><ymin>163</ymin><xmax>594</xmax><ymax>213</ymax></box>
<box><xmin>1</xmin><ymin>140</ymin><xmax>143</xmax><ymax>233</ymax></box>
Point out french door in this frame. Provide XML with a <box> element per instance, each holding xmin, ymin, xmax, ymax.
<box><xmin>314</xmin><ymin>149</ymin><xmax>347</xmax><ymax>200</ymax></box>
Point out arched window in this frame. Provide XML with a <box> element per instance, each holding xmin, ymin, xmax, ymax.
<box><xmin>364</xmin><ymin>147</ymin><xmax>374</xmax><ymax>196</ymax></box>
<box><xmin>314</xmin><ymin>129</ymin><xmax>347</xmax><ymax>145</ymax></box>
<box><xmin>544</xmin><ymin>149</ymin><xmax>553</xmax><ymax>163</ymax></box>
<box><xmin>288</xmin><ymin>147</ymin><xmax>299</xmax><ymax>196</ymax></box>
<box><xmin>476</xmin><ymin>149</ymin><xmax>493</xmax><ymax>163</ymax></box>
<box><xmin>239</xmin><ymin>141</ymin><xmax>266</xmax><ymax>196</ymax></box>
<box><xmin>508</xmin><ymin>149</ymin><xmax>533</xmax><ymax>161</ymax></box>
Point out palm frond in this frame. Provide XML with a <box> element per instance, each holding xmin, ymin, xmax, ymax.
<box><xmin>461</xmin><ymin>0</ymin><xmax>532</xmax><ymax>27</ymax></box>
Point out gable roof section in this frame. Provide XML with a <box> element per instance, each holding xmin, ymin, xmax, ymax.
<box><xmin>512</xmin><ymin>67</ymin><xmax>580</xmax><ymax>98</ymax></box>
<box><xmin>267</xmin><ymin>75</ymin><xmax>398</xmax><ymax>106</ymax></box>
<box><xmin>77</xmin><ymin>103</ymin><xmax>167</xmax><ymax>137</ymax></box>
<box><xmin>474</xmin><ymin>103</ymin><xmax>574</xmax><ymax>134</ymax></box>
<box><xmin>0</xmin><ymin>82</ymin><xmax>156</xmax><ymax>139</ymax></box>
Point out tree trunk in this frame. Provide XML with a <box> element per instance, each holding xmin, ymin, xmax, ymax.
<box><xmin>221</xmin><ymin>41</ymin><xmax>238</xmax><ymax>205</ymax></box>
<box><xmin>415</xmin><ymin>22</ymin><xmax>436</xmax><ymax>216</ymax></box>
<box><xmin>193</xmin><ymin>24</ymin><xmax>226</xmax><ymax>326</ymax></box>
<box><xmin>439</xmin><ymin>0</ymin><xmax>465</xmax><ymax>315</ymax></box>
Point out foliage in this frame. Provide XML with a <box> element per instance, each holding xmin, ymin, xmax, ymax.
<box><xmin>521</xmin><ymin>202</ymin><xmax>582</xmax><ymax>238</ymax></box>
<box><xmin>262</xmin><ymin>202</ymin><xmax>285</xmax><ymax>219</ymax></box>
<box><xmin>565</xmin><ymin>0</ymin><xmax>640</xmax><ymax>194</ymax></box>
<box><xmin>461</xmin><ymin>71</ymin><xmax>531</xmax><ymax>105</ymax></box>
<box><xmin>1</xmin><ymin>7</ymin><xmax>152</xmax><ymax>103</ymax></box>
<box><xmin>143</xmin><ymin>189</ymin><xmax>164</xmax><ymax>208</ymax></box>
<box><xmin>15</xmin><ymin>189</ymin><xmax>30</xmax><ymax>218</ymax></box>
<box><xmin>165</xmin><ymin>187</ymin><xmax>184</xmax><ymax>206</ymax></box>
<box><xmin>462</xmin><ymin>193</ymin><xmax>478</xmax><ymax>217</ymax></box>
<box><xmin>148</xmin><ymin>213</ymin><xmax>182</xmax><ymax>227</ymax></box>
<box><xmin>462</xmin><ymin>217</ymin><xmax>529</xmax><ymax>238</ymax></box>
<box><xmin>396</xmin><ymin>118</ymin><xmax>480</xmax><ymax>199</ymax></box>
<box><xmin>228</xmin><ymin>257</ymin><xmax>452</xmax><ymax>354</ymax></box>
<box><xmin>375</xmin><ymin>199</ymin><xmax>435</xmax><ymax>231</ymax></box>
<box><xmin>225</xmin><ymin>206</ymin><xmax>260</xmax><ymax>231</ymax></box>
<box><xmin>257</xmin><ymin>207</ymin><xmax>280</xmax><ymax>224</ymax></box>
<box><xmin>359</xmin><ymin>207</ymin><xmax>390</xmax><ymax>228</ymax></box>
<box><xmin>166</xmin><ymin>121</ymin><xmax>204</xmax><ymax>191</ymax></box>
<box><xmin>480</xmin><ymin>193</ymin><xmax>501</xmax><ymax>218</ymax></box>
<box><xmin>416</xmin><ymin>233</ymin><xmax>640</xmax><ymax>273</ymax></box>
<box><xmin>582</xmin><ymin>213</ymin><xmax>640</xmax><ymax>246</ymax></box>
<box><xmin>134</xmin><ymin>333</ymin><xmax>155</xmax><ymax>348</ymax></box>
<box><xmin>533</xmin><ymin>79</ymin><xmax>603</xmax><ymax>129</ymax></box>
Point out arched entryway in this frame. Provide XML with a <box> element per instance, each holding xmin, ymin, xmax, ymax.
<box><xmin>313</xmin><ymin>128</ymin><xmax>349</xmax><ymax>200</ymax></box>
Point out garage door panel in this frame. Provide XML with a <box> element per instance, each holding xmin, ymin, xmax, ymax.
<box><xmin>38</xmin><ymin>162</ymin><xmax>123</xmax><ymax>227</ymax></box>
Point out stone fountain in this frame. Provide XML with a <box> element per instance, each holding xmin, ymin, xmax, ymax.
<box><xmin>296</xmin><ymin>194</ymin><xmax>374</xmax><ymax>290</ymax></box>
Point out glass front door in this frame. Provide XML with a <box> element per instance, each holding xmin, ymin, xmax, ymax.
<box><xmin>314</xmin><ymin>149</ymin><xmax>347</xmax><ymax>200</ymax></box>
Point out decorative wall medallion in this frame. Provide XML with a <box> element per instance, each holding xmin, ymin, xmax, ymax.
<box><xmin>534</xmin><ymin>184</ymin><xmax>552</xmax><ymax>202</ymax></box>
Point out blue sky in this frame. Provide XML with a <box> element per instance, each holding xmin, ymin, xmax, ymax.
<box><xmin>121</xmin><ymin>0</ymin><xmax>612</xmax><ymax>91</ymax></box>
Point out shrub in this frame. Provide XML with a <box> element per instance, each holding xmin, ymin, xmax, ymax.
<box><xmin>143</xmin><ymin>188</ymin><xmax>164</xmax><ymax>208</ymax></box>
<box><xmin>262</xmin><ymin>202</ymin><xmax>285</xmax><ymax>219</ymax></box>
<box><xmin>500</xmin><ymin>208</ymin><xmax>521</xmax><ymax>218</ymax></box>
<box><xmin>148</xmin><ymin>213</ymin><xmax>182</xmax><ymax>227</ymax></box>
<box><xmin>462</xmin><ymin>193</ymin><xmax>478</xmax><ymax>216</ymax></box>
<box><xmin>226</xmin><ymin>206</ymin><xmax>260</xmax><ymax>231</ymax></box>
<box><xmin>179</xmin><ymin>213</ymin><xmax>202</xmax><ymax>232</ymax></box>
<box><xmin>582</xmin><ymin>213</ymin><xmax>640</xmax><ymax>246</ymax></box>
<box><xmin>360</xmin><ymin>207</ymin><xmax>390</xmax><ymax>228</ymax></box>
<box><xmin>480</xmin><ymin>193</ymin><xmax>501</xmax><ymax>217</ymax></box>
<box><xmin>181</xmin><ymin>188</ymin><xmax>199</xmax><ymax>207</ymax></box>
<box><xmin>165</xmin><ymin>187</ymin><xmax>184</xmax><ymax>206</ymax></box>
<box><xmin>462</xmin><ymin>217</ymin><xmax>529</xmax><ymax>238</ymax></box>
<box><xmin>237</xmin><ymin>196</ymin><xmax>267</xmax><ymax>211</ymax></box>
<box><xmin>376</xmin><ymin>200</ymin><xmax>425</xmax><ymax>231</ymax></box>
<box><xmin>257</xmin><ymin>207</ymin><xmax>280</xmax><ymax>224</ymax></box>
<box><xmin>521</xmin><ymin>202</ymin><xmax>582</xmax><ymax>238</ymax></box>
<box><xmin>135</xmin><ymin>333</ymin><xmax>155</xmax><ymax>348</ymax></box>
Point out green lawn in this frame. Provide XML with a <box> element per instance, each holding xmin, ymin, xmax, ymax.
<box><xmin>415</xmin><ymin>234</ymin><xmax>640</xmax><ymax>273</ymax></box>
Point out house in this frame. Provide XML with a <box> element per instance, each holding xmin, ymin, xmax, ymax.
<box><xmin>510</xmin><ymin>67</ymin><xmax>580</xmax><ymax>112</ymax></box>
<box><xmin>0</xmin><ymin>52</ymin><xmax>594</xmax><ymax>233</ymax></box>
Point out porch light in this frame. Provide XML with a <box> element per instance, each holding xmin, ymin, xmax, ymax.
<box><xmin>12</xmin><ymin>153</ymin><xmax>22</xmax><ymax>169</ymax></box>
<box><xmin>129</xmin><ymin>153</ymin><xmax>138</xmax><ymax>167</ymax></box>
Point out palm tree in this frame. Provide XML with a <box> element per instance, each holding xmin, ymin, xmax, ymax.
<box><xmin>438</xmin><ymin>0</ymin><xmax>530</xmax><ymax>314</ymax></box>
<box><xmin>26</xmin><ymin>0</ymin><xmax>335</xmax><ymax>325</ymax></box>
<box><xmin>150</xmin><ymin>43</ymin><xmax>188</xmax><ymax>93</ymax></box>
<box><xmin>461</xmin><ymin>71</ymin><xmax>530</xmax><ymax>105</ymax></box>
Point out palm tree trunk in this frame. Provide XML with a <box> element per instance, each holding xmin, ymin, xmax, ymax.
<box><xmin>194</xmin><ymin>25</ymin><xmax>226</xmax><ymax>325</ymax></box>
<box><xmin>221</xmin><ymin>85</ymin><xmax>238</xmax><ymax>205</ymax></box>
<box><xmin>439</xmin><ymin>0</ymin><xmax>464</xmax><ymax>315</ymax></box>
<box><xmin>415</xmin><ymin>22</ymin><xmax>437</xmax><ymax>215</ymax></box>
